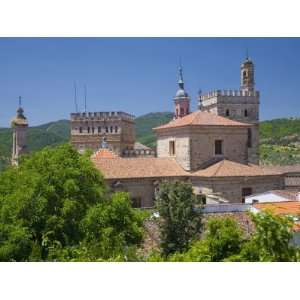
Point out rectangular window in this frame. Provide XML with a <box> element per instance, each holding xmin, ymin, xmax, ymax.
<box><xmin>215</xmin><ymin>140</ymin><xmax>223</xmax><ymax>155</ymax></box>
<box><xmin>131</xmin><ymin>197</ymin><xmax>142</xmax><ymax>208</ymax></box>
<box><xmin>242</xmin><ymin>187</ymin><xmax>253</xmax><ymax>203</ymax></box>
<box><xmin>169</xmin><ymin>140</ymin><xmax>175</xmax><ymax>156</ymax></box>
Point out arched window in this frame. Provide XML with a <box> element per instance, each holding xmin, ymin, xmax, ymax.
<box><xmin>115</xmin><ymin>126</ymin><xmax>118</xmax><ymax>133</ymax></box>
<box><xmin>244</xmin><ymin>109</ymin><xmax>248</xmax><ymax>117</ymax></box>
<box><xmin>110</xmin><ymin>126</ymin><xmax>113</xmax><ymax>133</ymax></box>
<box><xmin>243</xmin><ymin>70</ymin><xmax>247</xmax><ymax>78</ymax></box>
<box><xmin>225</xmin><ymin>109</ymin><xmax>230</xmax><ymax>116</ymax></box>
<box><xmin>180</xmin><ymin>107</ymin><xmax>184</xmax><ymax>116</ymax></box>
<box><xmin>105</xmin><ymin>126</ymin><xmax>109</xmax><ymax>133</ymax></box>
<box><xmin>92</xmin><ymin>127</ymin><xmax>95</xmax><ymax>134</ymax></box>
<box><xmin>98</xmin><ymin>127</ymin><xmax>101</xmax><ymax>133</ymax></box>
<box><xmin>87</xmin><ymin>127</ymin><xmax>90</xmax><ymax>133</ymax></box>
<box><xmin>79</xmin><ymin>127</ymin><xmax>82</xmax><ymax>133</ymax></box>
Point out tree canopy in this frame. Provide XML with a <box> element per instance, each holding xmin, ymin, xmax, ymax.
<box><xmin>155</xmin><ymin>180</ymin><xmax>202</xmax><ymax>256</ymax></box>
<box><xmin>0</xmin><ymin>144</ymin><xmax>144</xmax><ymax>261</ymax></box>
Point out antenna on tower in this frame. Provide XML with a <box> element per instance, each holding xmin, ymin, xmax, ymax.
<box><xmin>74</xmin><ymin>82</ymin><xmax>78</xmax><ymax>113</ymax></box>
<box><xmin>246</xmin><ymin>48</ymin><xmax>249</xmax><ymax>60</ymax></box>
<box><xmin>84</xmin><ymin>84</ymin><xmax>87</xmax><ymax>113</ymax></box>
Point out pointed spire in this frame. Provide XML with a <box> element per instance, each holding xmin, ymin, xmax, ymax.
<box><xmin>178</xmin><ymin>65</ymin><xmax>184</xmax><ymax>90</ymax></box>
<box><xmin>16</xmin><ymin>96</ymin><xmax>25</xmax><ymax>119</ymax></box>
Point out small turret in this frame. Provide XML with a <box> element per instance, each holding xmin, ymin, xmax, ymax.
<box><xmin>173</xmin><ymin>66</ymin><xmax>190</xmax><ymax>119</ymax></box>
<box><xmin>11</xmin><ymin>96</ymin><xmax>28</xmax><ymax>166</ymax></box>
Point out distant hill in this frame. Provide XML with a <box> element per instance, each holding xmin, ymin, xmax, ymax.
<box><xmin>0</xmin><ymin>120</ymin><xmax>70</xmax><ymax>170</ymax></box>
<box><xmin>1</xmin><ymin>113</ymin><xmax>300</xmax><ymax>170</ymax></box>
<box><xmin>259</xmin><ymin>117</ymin><xmax>300</xmax><ymax>165</ymax></box>
<box><xmin>135</xmin><ymin>112</ymin><xmax>173</xmax><ymax>148</ymax></box>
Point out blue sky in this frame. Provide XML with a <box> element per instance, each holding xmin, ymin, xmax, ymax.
<box><xmin>0</xmin><ymin>37</ymin><xmax>300</xmax><ymax>127</ymax></box>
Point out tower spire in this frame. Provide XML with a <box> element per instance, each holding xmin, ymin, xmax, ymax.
<box><xmin>173</xmin><ymin>64</ymin><xmax>190</xmax><ymax>119</ymax></box>
<box><xmin>18</xmin><ymin>96</ymin><xmax>22</xmax><ymax>107</ymax></box>
<box><xmin>178</xmin><ymin>65</ymin><xmax>184</xmax><ymax>90</ymax></box>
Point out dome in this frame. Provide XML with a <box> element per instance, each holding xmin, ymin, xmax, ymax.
<box><xmin>175</xmin><ymin>88</ymin><xmax>188</xmax><ymax>98</ymax></box>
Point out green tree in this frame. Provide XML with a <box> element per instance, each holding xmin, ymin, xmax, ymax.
<box><xmin>167</xmin><ymin>216</ymin><xmax>243</xmax><ymax>262</ymax></box>
<box><xmin>155</xmin><ymin>180</ymin><xmax>202</xmax><ymax>256</ymax></box>
<box><xmin>0</xmin><ymin>144</ymin><xmax>144</xmax><ymax>261</ymax></box>
<box><xmin>239</xmin><ymin>211</ymin><xmax>297</xmax><ymax>262</ymax></box>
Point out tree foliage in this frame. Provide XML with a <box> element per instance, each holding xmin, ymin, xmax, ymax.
<box><xmin>239</xmin><ymin>211</ymin><xmax>297</xmax><ymax>262</ymax></box>
<box><xmin>0</xmin><ymin>144</ymin><xmax>144</xmax><ymax>261</ymax></box>
<box><xmin>151</xmin><ymin>211</ymin><xmax>299</xmax><ymax>262</ymax></box>
<box><xmin>167</xmin><ymin>216</ymin><xmax>243</xmax><ymax>262</ymax></box>
<box><xmin>155</xmin><ymin>180</ymin><xmax>202</xmax><ymax>256</ymax></box>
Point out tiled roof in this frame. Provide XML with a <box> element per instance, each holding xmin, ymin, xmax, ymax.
<box><xmin>254</xmin><ymin>201</ymin><xmax>300</xmax><ymax>217</ymax></box>
<box><xmin>92</xmin><ymin>157</ymin><xmax>189</xmax><ymax>179</ymax></box>
<box><xmin>92</xmin><ymin>157</ymin><xmax>281</xmax><ymax>180</ymax></box>
<box><xmin>261</xmin><ymin>165</ymin><xmax>300</xmax><ymax>174</ymax></box>
<box><xmin>91</xmin><ymin>148</ymin><xmax>118</xmax><ymax>159</ymax></box>
<box><xmin>153</xmin><ymin>111</ymin><xmax>250</xmax><ymax>130</ymax></box>
<box><xmin>192</xmin><ymin>160</ymin><xmax>282</xmax><ymax>177</ymax></box>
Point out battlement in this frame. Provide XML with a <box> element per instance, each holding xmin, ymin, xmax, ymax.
<box><xmin>70</xmin><ymin>111</ymin><xmax>135</xmax><ymax>121</ymax></box>
<box><xmin>200</xmin><ymin>89</ymin><xmax>259</xmax><ymax>101</ymax></box>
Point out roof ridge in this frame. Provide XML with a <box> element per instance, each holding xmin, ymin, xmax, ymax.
<box><xmin>212</xmin><ymin>159</ymin><xmax>225</xmax><ymax>176</ymax></box>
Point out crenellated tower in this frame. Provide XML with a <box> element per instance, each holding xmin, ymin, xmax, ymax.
<box><xmin>199</xmin><ymin>56</ymin><xmax>260</xmax><ymax>165</ymax></box>
<box><xmin>11</xmin><ymin>96</ymin><xmax>28</xmax><ymax>166</ymax></box>
<box><xmin>173</xmin><ymin>66</ymin><xmax>190</xmax><ymax>119</ymax></box>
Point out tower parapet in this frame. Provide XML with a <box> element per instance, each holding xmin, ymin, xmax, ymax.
<box><xmin>199</xmin><ymin>56</ymin><xmax>260</xmax><ymax>165</ymax></box>
<box><xmin>70</xmin><ymin>111</ymin><xmax>135</xmax><ymax>121</ymax></box>
<box><xmin>70</xmin><ymin>110</ymin><xmax>136</xmax><ymax>155</ymax></box>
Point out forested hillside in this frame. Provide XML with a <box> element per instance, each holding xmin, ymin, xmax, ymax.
<box><xmin>1</xmin><ymin>113</ymin><xmax>300</xmax><ymax>170</ymax></box>
<box><xmin>259</xmin><ymin>118</ymin><xmax>300</xmax><ymax>165</ymax></box>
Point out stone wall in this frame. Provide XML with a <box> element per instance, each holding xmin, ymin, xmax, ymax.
<box><xmin>199</xmin><ymin>91</ymin><xmax>260</xmax><ymax>165</ymax></box>
<box><xmin>156</xmin><ymin>130</ymin><xmax>191</xmax><ymax>170</ymax></box>
<box><xmin>70</xmin><ymin>111</ymin><xmax>135</xmax><ymax>155</ymax></box>
<box><xmin>156</xmin><ymin>126</ymin><xmax>249</xmax><ymax>171</ymax></box>
<box><xmin>191</xmin><ymin>175</ymin><xmax>284</xmax><ymax>203</ymax></box>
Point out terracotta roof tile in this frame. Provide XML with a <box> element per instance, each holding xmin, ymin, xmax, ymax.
<box><xmin>192</xmin><ymin>160</ymin><xmax>282</xmax><ymax>177</ymax></box>
<box><xmin>254</xmin><ymin>201</ymin><xmax>300</xmax><ymax>217</ymax></box>
<box><xmin>153</xmin><ymin>111</ymin><xmax>250</xmax><ymax>130</ymax></box>
<box><xmin>92</xmin><ymin>157</ymin><xmax>189</xmax><ymax>179</ymax></box>
<box><xmin>91</xmin><ymin>148</ymin><xmax>118</xmax><ymax>159</ymax></box>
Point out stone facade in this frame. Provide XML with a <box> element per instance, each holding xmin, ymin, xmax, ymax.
<box><xmin>191</xmin><ymin>175</ymin><xmax>284</xmax><ymax>203</ymax></box>
<box><xmin>156</xmin><ymin>125</ymin><xmax>250</xmax><ymax>171</ymax></box>
<box><xmin>70</xmin><ymin>111</ymin><xmax>135</xmax><ymax>155</ymax></box>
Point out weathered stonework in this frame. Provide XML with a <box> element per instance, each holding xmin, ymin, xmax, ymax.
<box><xmin>156</xmin><ymin>125</ymin><xmax>250</xmax><ymax>171</ymax></box>
<box><xmin>70</xmin><ymin>111</ymin><xmax>135</xmax><ymax>155</ymax></box>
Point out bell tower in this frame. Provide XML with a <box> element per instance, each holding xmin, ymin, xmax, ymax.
<box><xmin>241</xmin><ymin>54</ymin><xmax>255</xmax><ymax>92</ymax></box>
<box><xmin>11</xmin><ymin>96</ymin><xmax>28</xmax><ymax>166</ymax></box>
<box><xmin>173</xmin><ymin>66</ymin><xmax>190</xmax><ymax>119</ymax></box>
